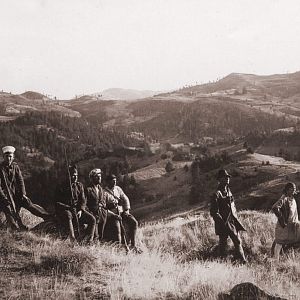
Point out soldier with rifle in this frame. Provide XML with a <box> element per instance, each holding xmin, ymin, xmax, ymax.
<box><xmin>210</xmin><ymin>169</ymin><xmax>247</xmax><ymax>263</ymax></box>
<box><xmin>0</xmin><ymin>146</ymin><xmax>51</xmax><ymax>230</ymax></box>
<box><xmin>104</xmin><ymin>174</ymin><xmax>139</xmax><ymax>252</ymax></box>
<box><xmin>55</xmin><ymin>164</ymin><xmax>96</xmax><ymax>244</ymax></box>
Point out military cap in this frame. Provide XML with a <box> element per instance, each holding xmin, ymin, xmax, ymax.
<box><xmin>2</xmin><ymin>146</ymin><xmax>16</xmax><ymax>154</ymax></box>
<box><xmin>89</xmin><ymin>168</ymin><xmax>102</xmax><ymax>178</ymax></box>
<box><xmin>216</xmin><ymin>169</ymin><xmax>231</xmax><ymax>179</ymax></box>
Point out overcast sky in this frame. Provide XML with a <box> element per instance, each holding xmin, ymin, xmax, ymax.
<box><xmin>1</xmin><ymin>0</ymin><xmax>300</xmax><ymax>99</ymax></box>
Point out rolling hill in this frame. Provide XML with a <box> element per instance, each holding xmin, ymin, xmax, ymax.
<box><xmin>92</xmin><ymin>88</ymin><xmax>163</xmax><ymax>100</ymax></box>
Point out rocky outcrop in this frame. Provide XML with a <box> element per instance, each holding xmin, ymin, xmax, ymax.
<box><xmin>218</xmin><ymin>282</ymin><xmax>286</xmax><ymax>300</ymax></box>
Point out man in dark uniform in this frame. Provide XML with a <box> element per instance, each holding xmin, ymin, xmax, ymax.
<box><xmin>104</xmin><ymin>174</ymin><xmax>139</xmax><ymax>251</ymax></box>
<box><xmin>210</xmin><ymin>169</ymin><xmax>247</xmax><ymax>263</ymax></box>
<box><xmin>55</xmin><ymin>165</ymin><xmax>96</xmax><ymax>244</ymax></box>
<box><xmin>0</xmin><ymin>145</ymin><xmax>51</xmax><ymax>230</ymax></box>
<box><xmin>85</xmin><ymin>168</ymin><xmax>108</xmax><ymax>241</ymax></box>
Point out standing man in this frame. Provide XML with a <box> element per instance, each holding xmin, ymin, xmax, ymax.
<box><xmin>210</xmin><ymin>169</ymin><xmax>247</xmax><ymax>263</ymax></box>
<box><xmin>104</xmin><ymin>174</ymin><xmax>139</xmax><ymax>251</ymax></box>
<box><xmin>85</xmin><ymin>168</ymin><xmax>108</xmax><ymax>241</ymax></box>
<box><xmin>0</xmin><ymin>145</ymin><xmax>51</xmax><ymax>230</ymax></box>
<box><xmin>55</xmin><ymin>165</ymin><xmax>96</xmax><ymax>244</ymax></box>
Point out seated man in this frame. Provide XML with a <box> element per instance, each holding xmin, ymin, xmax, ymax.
<box><xmin>55</xmin><ymin>165</ymin><xmax>96</xmax><ymax>244</ymax></box>
<box><xmin>0</xmin><ymin>145</ymin><xmax>51</xmax><ymax>230</ymax></box>
<box><xmin>85</xmin><ymin>168</ymin><xmax>108</xmax><ymax>241</ymax></box>
<box><xmin>103</xmin><ymin>174</ymin><xmax>139</xmax><ymax>251</ymax></box>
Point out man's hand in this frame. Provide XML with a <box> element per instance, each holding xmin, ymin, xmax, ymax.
<box><xmin>77</xmin><ymin>210</ymin><xmax>82</xmax><ymax>218</ymax></box>
<box><xmin>123</xmin><ymin>210</ymin><xmax>130</xmax><ymax>216</ymax></box>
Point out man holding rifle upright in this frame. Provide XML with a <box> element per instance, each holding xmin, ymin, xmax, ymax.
<box><xmin>55</xmin><ymin>165</ymin><xmax>96</xmax><ymax>244</ymax></box>
<box><xmin>104</xmin><ymin>174</ymin><xmax>140</xmax><ymax>252</ymax></box>
<box><xmin>0</xmin><ymin>145</ymin><xmax>51</xmax><ymax>230</ymax></box>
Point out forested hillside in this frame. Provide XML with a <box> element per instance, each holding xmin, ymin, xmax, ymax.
<box><xmin>128</xmin><ymin>99</ymin><xmax>293</xmax><ymax>141</ymax></box>
<box><xmin>0</xmin><ymin>111</ymin><xmax>143</xmax><ymax>209</ymax></box>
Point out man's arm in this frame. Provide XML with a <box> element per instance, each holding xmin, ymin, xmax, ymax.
<box><xmin>210</xmin><ymin>192</ymin><xmax>223</xmax><ymax>222</ymax></box>
<box><xmin>78</xmin><ymin>183</ymin><xmax>87</xmax><ymax>211</ymax></box>
<box><xmin>272</xmin><ymin>195</ymin><xmax>286</xmax><ymax>228</ymax></box>
<box><xmin>116</xmin><ymin>186</ymin><xmax>130</xmax><ymax>211</ymax></box>
<box><xmin>103</xmin><ymin>191</ymin><xmax>121</xmax><ymax>220</ymax></box>
<box><xmin>14</xmin><ymin>164</ymin><xmax>26</xmax><ymax>196</ymax></box>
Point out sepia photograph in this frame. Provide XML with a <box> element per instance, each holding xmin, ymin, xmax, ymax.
<box><xmin>1</xmin><ymin>0</ymin><xmax>300</xmax><ymax>299</ymax></box>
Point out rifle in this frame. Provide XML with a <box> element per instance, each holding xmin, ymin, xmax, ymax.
<box><xmin>104</xmin><ymin>187</ymin><xmax>129</xmax><ymax>252</ymax></box>
<box><xmin>64</xmin><ymin>147</ymin><xmax>81</xmax><ymax>240</ymax></box>
<box><xmin>1</xmin><ymin>168</ymin><xmax>23</xmax><ymax>229</ymax></box>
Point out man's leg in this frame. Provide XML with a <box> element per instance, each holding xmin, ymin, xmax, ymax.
<box><xmin>218</xmin><ymin>234</ymin><xmax>229</xmax><ymax>257</ymax></box>
<box><xmin>122</xmin><ymin>213</ymin><xmax>138</xmax><ymax>247</ymax></box>
<box><xmin>80</xmin><ymin>210</ymin><xmax>96</xmax><ymax>243</ymax></box>
<box><xmin>104</xmin><ymin>216</ymin><xmax>121</xmax><ymax>243</ymax></box>
<box><xmin>56</xmin><ymin>208</ymin><xmax>76</xmax><ymax>242</ymax></box>
<box><xmin>13</xmin><ymin>201</ymin><xmax>28</xmax><ymax>230</ymax></box>
<box><xmin>0</xmin><ymin>203</ymin><xmax>19</xmax><ymax>230</ymax></box>
<box><xmin>20</xmin><ymin>196</ymin><xmax>51</xmax><ymax>220</ymax></box>
<box><xmin>97</xmin><ymin>208</ymin><xmax>107</xmax><ymax>241</ymax></box>
<box><xmin>229</xmin><ymin>231</ymin><xmax>247</xmax><ymax>263</ymax></box>
<box><xmin>274</xmin><ymin>243</ymin><xmax>282</xmax><ymax>260</ymax></box>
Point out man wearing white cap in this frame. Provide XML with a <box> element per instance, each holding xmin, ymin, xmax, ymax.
<box><xmin>0</xmin><ymin>145</ymin><xmax>51</xmax><ymax>230</ymax></box>
<box><xmin>85</xmin><ymin>168</ymin><xmax>108</xmax><ymax>241</ymax></box>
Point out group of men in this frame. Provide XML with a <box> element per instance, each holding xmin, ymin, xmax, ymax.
<box><xmin>0</xmin><ymin>144</ymin><xmax>252</xmax><ymax>262</ymax></box>
<box><xmin>0</xmin><ymin>145</ymin><xmax>139</xmax><ymax>252</ymax></box>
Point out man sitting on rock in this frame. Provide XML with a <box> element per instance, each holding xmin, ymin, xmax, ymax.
<box><xmin>55</xmin><ymin>165</ymin><xmax>96</xmax><ymax>244</ymax></box>
<box><xmin>103</xmin><ymin>174</ymin><xmax>140</xmax><ymax>252</ymax></box>
<box><xmin>0</xmin><ymin>145</ymin><xmax>51</xmax><ymax>230</ymax></box>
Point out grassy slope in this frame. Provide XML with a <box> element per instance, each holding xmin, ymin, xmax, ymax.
<box><xmin>0</xmin><ymin>210</ymin><xmax>299</xmax><ymax>299</ymax></box>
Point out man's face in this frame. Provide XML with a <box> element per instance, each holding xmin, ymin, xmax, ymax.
<box><xmin>219</xmin><ymin>176</ymin><xmax>230</xmax><ymax>186</ymax></box>
<box><xmin>92</xmin><ymin>173</ymin><xmax>101</xmax><ymax>185</ymax></box>
<box><xmin>287</xmin><ymin>185</ymin><xmax>296</xmax><ymax>196</ymax></box>
<box><xmin>70</xmin><ymin>171</ymin><xmax>78</xmax><ymax>183</ymax></box>
<box><xmin>3</xmin><ymin>153</ymin><xmax>14</xmax><ymax>165</ymax></box>
<box><xmin>108</xmin><ymin>178</ymin><xmax>117</xmax><ymax>188</ymax></box>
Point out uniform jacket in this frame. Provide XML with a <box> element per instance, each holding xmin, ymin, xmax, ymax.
<box><xmin>103</xmin><ymin>185</ymin><xmax>130</xmax><ymax>213</ymax></box>
<box><xmin>55</xmin><ymin>181</ymin><xmax>87</xmax><ymax>211</ymax></box>
<box><xmin>0</xmin><ymin>162</ymin><xmax>26</xmax><ymax>204</ymax></box>
<box><xmin>272</xmin><ymin>194</ymin><xmax>296</xmax><ymax>228</ymax></box>
<box><xmin>85</xmin><ymin>184</ymin><xmax>107</xmax><ymax>217</ymax></box>
<box><xmin>210</xmin><ymin>186</ymin><xmax>246</xmax><ymax>235</ymax></box>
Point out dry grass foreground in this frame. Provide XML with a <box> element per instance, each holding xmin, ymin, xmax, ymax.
<box><xmin>0</xmin><ymin>210</ymin><xmax>299</xmax><ymax>299</ymax></box>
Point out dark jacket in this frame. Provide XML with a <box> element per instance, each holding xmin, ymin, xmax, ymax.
<box><xmin>85</xmin><ymin>184</ymin><xmax>107</xmax><ymax>217</ymax></box>
<box><xmin>55</xmin><ymin>181</ymin><xmax>87</xmax><ymax>212</ymax></box>
<box><xmin>0</xmin><ymin>162</ymin><xmax>26</xmax><ymax>204</ymax></box>
<box><xmin>210</xmin><ymin>187</ymin><xmax>246</xmax><ymax>236</ymax></box>
<box><xmin>272</xmin><ymin>195</ymin><xmax>294</xmax><ymax>228</ymax></box>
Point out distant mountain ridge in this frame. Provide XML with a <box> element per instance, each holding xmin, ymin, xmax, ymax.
<box><xmin>174</xmin><ymin>71</ymin><xmax>300</xmax><ymax>99</ymax></box>
<box><xmin>92</xmin><ymin>88</ymin><xmax>163</xmax><ymax>100</ymax></box>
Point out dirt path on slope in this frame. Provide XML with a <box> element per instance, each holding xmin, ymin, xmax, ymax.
<box><xmin>250</xmin><ymin>153</ymin><xmax>300</xmax><ymax>173</ymax></box>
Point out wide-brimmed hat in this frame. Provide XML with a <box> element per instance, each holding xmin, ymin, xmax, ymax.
<box><xmin>2</xmin><ymin>146</ymin><xmax>15</xmax><ymax>154</ymax></box>
<box><xmin>216</xmin><ymin>169</ymin><xmax>231</xmax><ymax>179</ymax></box>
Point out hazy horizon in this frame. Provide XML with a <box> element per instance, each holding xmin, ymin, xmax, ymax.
<box><xmin>1</xmin><ymin>0</ymin><xmax>300</xmax><ymax>99</ymax></box>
